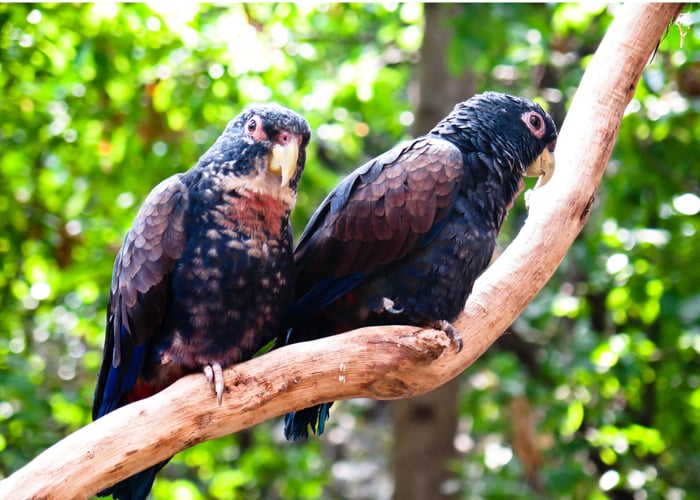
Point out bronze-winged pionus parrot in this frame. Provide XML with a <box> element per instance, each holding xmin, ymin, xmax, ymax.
<box><xmin>280</xmin><ymin>92</ymin><xmax>557</xmax><ymax>441</ymax></box>
<box><xmin>92</xmin><ymin>104</ymin><xmax>310</xmax><ymax>499</ymax></box>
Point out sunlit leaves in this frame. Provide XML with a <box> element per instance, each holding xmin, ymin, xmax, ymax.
<box><xmin>551</xmin><ymin>2</ymin><xmax>609</xmax><ymax>34</ymax></box>
<box><xmin>1</xmin><ymin>3</ymin><xmax>699</xmax><ymax>498</ymax></box>
<box><xmin>588</xmin><ymin>424</ymin><xmax>666</xmax><ymax>460</ymax></box>
<box><xmin>560</xmin><ymin>400</ymin><xmax>584</xmax><ymax>437</ymax></box>
<box><xmin>0</xmin><ymin>1</ymin><xmax>423</xmax><ymax>494</ymax></box>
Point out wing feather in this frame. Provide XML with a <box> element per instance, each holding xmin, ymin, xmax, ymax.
<box><xmin>293</xmin><ymin>136</ymin><xmax>463</xmax><ymax>315</ymax></box>
<box><xmin>93</xmin><ymin>174</ymin><xmax>188</xmax><ymax>419</ymax></box>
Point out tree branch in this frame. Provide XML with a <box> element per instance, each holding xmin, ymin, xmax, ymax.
<box><xmin>0</xmin><ymin>4</ymin><xmax>682</xmax><ymax>499</ymax></box>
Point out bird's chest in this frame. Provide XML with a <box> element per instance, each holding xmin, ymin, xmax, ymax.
<box><xmin>359</xmin><ymin>209</ymin><xmax>497</xmax><ymax>323</ymax></box>
<box><xmin>205</xmin><ymin>188</ymin><xmax>289</xmax><ymax>239</ymax></box>
<box><xmin>182</xmin><ymin>192</ymin><xmax>292</xmax><ymax>282</ymax></box>
<box><xmin>162</xmin><ymin>191</ymin><xmax>293</xmax><ymax>361</ymax></box>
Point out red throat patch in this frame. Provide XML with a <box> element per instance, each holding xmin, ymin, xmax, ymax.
<box><xmin>230</xmin><ymin>191</ymin><xmax>290</xmax><ymax>237</ymax></box>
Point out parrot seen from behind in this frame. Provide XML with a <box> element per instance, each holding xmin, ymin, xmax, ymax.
<box><xmin>280</xmin><ymin>92</ymin><xmax>557</xmax><ymax>441</ymax></box>
<box><xmin>92</xmin><ymin>104</ymin><xmax>311</xmax><ymax>499</ymax></box>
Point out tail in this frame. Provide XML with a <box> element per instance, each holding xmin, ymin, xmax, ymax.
<box><xmin>279</xmin><ymin>322</ymin><xmax>335</xmax><ymax>442</ymax></box>
<box><xmin>97</xmin><ymin>460</ymin><xmax>169</xmax><ymax>500</ymax></box>
<box><xmin>284</xmin><ymin>403</ymin><xmax>333</xmax><ymax>441</ymax></box>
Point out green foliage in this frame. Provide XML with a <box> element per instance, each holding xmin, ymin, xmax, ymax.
<box><xmin>0</xmin><ymin>3</ymin><xmax>415</xmax><ymax>497</ymax></box>
<box><xmin>1</xmin><ymin>3</ymin><xmax>699</xmax><ymax>499</ymax></box>
<box><xmin>453</xmin><ymin>5</ymin><xmax>700</xmax><ymax>499</ymax></box>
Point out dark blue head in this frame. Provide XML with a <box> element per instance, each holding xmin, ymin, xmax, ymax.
<box><xmin>199</xmin><ymin>103</ymin><xmax>311</xmax><ymax>190</ymax></box>
<box><xmin>431</xmin><ymin>92</ymin><xmax>557</xmax><ymax>181</ymax></box>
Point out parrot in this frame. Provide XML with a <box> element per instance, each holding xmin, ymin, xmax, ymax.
<box><xmin>280</xmin><ymin>92</ymin><xmax>557</xmax><ymax>441</ymax></box>
<box><xmin>92</xmin><ymin>104</ymin><xmax>311</xmax><ymax>499</ymax></box>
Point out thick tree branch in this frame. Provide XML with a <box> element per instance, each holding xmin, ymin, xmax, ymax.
<box><xmin>0</xmin><ymin>4</ymin><xmax>682</xmax><ymax>499</ymax></box>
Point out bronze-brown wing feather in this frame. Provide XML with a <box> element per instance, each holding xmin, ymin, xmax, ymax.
<box><xmin>113</xmin><ymin>175</ymin><xmax>188</xmax><ymax>345</ymax></box>
<box><xmin>295</xmin><ymin>137</ymin><xmax>463</xmax><ymax>290</ymax></box>
<box><xmin>93</xmin><ymin>175</ymin><xmax>188</xmax><ymax>417</ymax></box>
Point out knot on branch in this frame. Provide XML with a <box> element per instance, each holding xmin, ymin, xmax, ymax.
<box><xmin>363</xmin><ymin>326</ymin><xmax>457</xmax><ymax>399</ymax></box>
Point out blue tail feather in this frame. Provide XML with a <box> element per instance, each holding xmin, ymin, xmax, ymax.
<box><xmin>284</xmin><ymin>403</ymin><xmax>332</xmax><ymax>441</ymax></box>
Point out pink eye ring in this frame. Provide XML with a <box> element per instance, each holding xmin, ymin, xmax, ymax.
<box><xmin>521</xmin><ymin>111</ymin><xmax>546</xmax><ymax>139</ymax></box>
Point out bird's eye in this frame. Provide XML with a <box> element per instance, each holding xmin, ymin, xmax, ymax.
<box><xmin>246</xmin><ymin>118</ymin><xmax>257</xmax><ymax>133</ymax></box>
<box><xmin>245</xmin><ymin>116</ymin><xmax>268</xmax><ymax>141</ymax></box>
<box><xmin>522</xmin><ymin>111</ymin><xmax>546</xmax><ymax>139</ymax></box>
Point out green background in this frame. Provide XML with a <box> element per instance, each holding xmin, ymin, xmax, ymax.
<box><xmin>1</xmin><ymin>4</ymin><xmax>699</xmax><ymax>499</ymax></box>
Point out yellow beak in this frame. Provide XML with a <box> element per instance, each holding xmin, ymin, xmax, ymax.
<box><xmin>524</xmin><ymin>148</ymin><xmax>555</xmax><ymax>187</ymax></box>
<box><xmin>269</xmin><ymin>142</ymin><xmax>299</xmax><ymax>187</ymax></box>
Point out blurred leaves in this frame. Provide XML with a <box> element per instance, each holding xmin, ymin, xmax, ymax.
<box><xmin>1</xmin><ymin>3</ymin><xmax>699</xmax><ymax>499</ymax></box>
<box><xmin>0</xmin><ymin>3</ymin><xmax>417</xmax><ymax>496</ymax></box>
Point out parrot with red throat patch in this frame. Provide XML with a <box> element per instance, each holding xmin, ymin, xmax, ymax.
<box><xmin>92</xmin><ymin>104</ymin><xmax>310</xmax><ymax>499</ymax></box>
<box><xmin>280</xmin><ymin>92</ymin><xmax>557</xmax><ymax>441</ymax></box>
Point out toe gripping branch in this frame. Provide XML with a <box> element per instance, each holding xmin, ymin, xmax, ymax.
<box><xmin>432</xmin><ymin>320</ymin><xmax>463</xmax><ymax>352</ymax></box>
<box><xmin>379</xmin><ymin>298</ymin><xmax>463</xmax><ymax>352</ymax></box>
<box><xmin>204</xmin><ymin>363</ymin><xmax>225</xmax><ymax>406</ymax></box>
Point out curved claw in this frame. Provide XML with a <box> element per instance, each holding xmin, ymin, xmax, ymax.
<box><xmin>433</xmin><ymin>320</ymin><xmax>463</xmax><ymax>352</ymax></box>
<box><xmin>204</xmin><ymin>363</ymin><xmax>224</xmax><ymax>406</ymax></box>
<box><xmin>381</xmin><ymin>297</ymin><xmax>404</xmax><ymax>315</ymax></box>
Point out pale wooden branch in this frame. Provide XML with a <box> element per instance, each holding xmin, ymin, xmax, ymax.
<box><xmin>0</xmin><ymin>4</ymin><xmax>683</xmax><ymax>499</ymax></box>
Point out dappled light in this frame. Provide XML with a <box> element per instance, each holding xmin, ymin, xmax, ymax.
<box><xmin>1</xmin><ymin>3</ymin><xmax>698</xmax><ymax>499</ymax></box>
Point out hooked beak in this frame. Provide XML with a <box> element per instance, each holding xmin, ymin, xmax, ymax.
<box><xmin>524</xmin><ymin>145</ymin><xmax>556</xmax><ymax>188</ymax></box>
<box><xmin>268</xmin><ymin>140</ymin><xmax>300</xmax><ymax>187</ymax></box>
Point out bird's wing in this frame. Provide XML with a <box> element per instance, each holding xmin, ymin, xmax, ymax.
<box><xmin>293</xmin><ymin>136</ymin><xmax>463</xmax><ymax>315</ymax></box>
<box><xmin>93</xmin><ymin>175</ymin><xmax>189</xmax><ymax>419</ymax></box>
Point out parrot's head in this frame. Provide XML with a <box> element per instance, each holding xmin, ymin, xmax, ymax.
<box><xmin>235</xmin><ymin>104</ymin><xmax>311</xmax><ymax>191</ymax></box>
<box><xmin>432</xmin><ymin>92</ymin><xmax>558</xmax><ymax>187</ymax></box>
<box><xmin>203</xmin><ymin>103</ymin><xmax>311</xmax><ymax>193</ymax></box>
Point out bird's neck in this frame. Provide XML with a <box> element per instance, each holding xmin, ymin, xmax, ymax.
<box><xmin>184</xmin><ymin>164</ymin><xmax>295</xmax><ymax>237</ymax></box>
<box><xmin>460</xmin><ymin>152</ymin><xmax>524</xmax><ymax>232</ymax></box>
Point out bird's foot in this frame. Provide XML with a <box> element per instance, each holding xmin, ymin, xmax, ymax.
<box><xmin>204</xmin><ymin>363</ymin><xmax>224</xmax><ymax>406</ymax></box>
<box><xmin>432</xmin><ymin>320</ymin><xmax>463</xmax><ymax>352</ymax></box>
<box><xmin>380</xmin><ymin>297</ymin><xmax>404</xmax><ymax>315</ymax></box>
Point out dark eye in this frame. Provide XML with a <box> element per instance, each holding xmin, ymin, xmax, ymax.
<box><xmin>246</xmin><ymin>118</ymin><xmax>257</xmax><ymax>132</ymax></box>
<box><xmin>522</xmin><ymin>111</ymin><xmax>546</xmax><ymax>139</ymax></box>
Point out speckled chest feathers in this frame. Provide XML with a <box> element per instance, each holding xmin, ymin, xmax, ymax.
<box><xmin>153</xmin><ymin>163</ymin><xmax>295</xmax><ymax>378</ymax></box>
